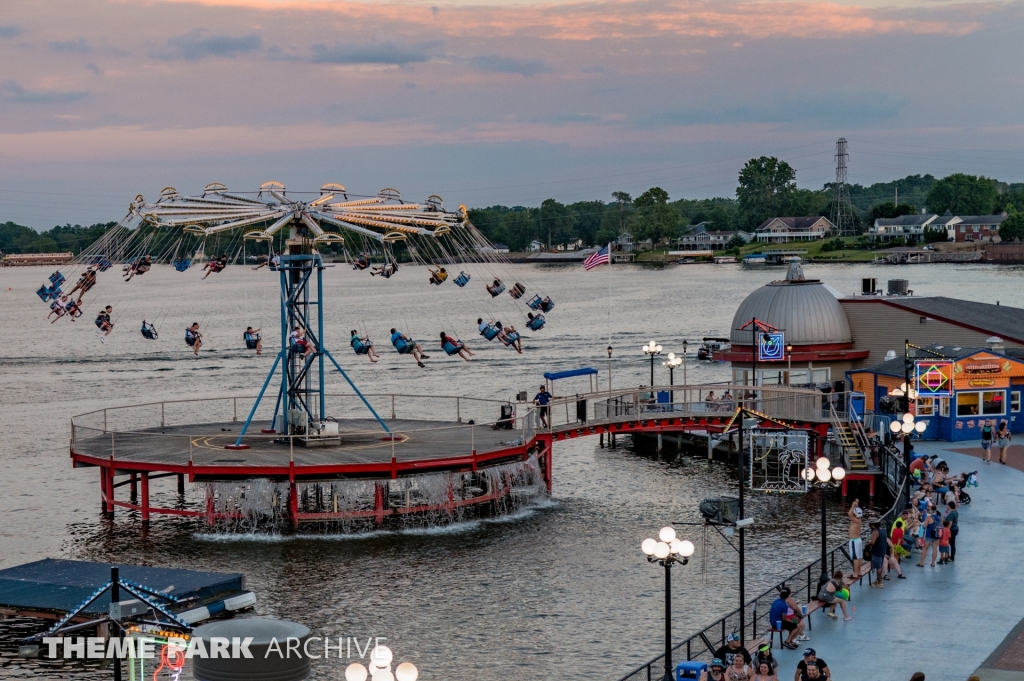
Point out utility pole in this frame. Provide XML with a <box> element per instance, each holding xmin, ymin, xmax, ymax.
<box><xmin>830</xmin><ymin>138</ymin><xmax>855</xmax><ymax>237</ymax></box>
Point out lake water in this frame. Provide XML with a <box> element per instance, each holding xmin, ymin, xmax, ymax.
<box><xmin>1</xmin><ymin>260</ymin><xmax>1021</xmax><ymax>680</ymax></box>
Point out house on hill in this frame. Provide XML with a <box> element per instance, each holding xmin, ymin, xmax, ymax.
<box><xmin>754</xmin><ymin>217</ymin><xmax>833</xmax><ymax>243</ymax></box>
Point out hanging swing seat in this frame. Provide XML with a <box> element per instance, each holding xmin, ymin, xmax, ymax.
<box><xmin>527</xmin><ymin>314</ymin><xmax>546</xmax><ymax>331</ymax></box>
<box><xmin>141</xmin><ymin>324</ymin><xmax>158</xmax><ymax>340</ymax></box>
<box><xmin>173</xmin><ymin>258</ymin><xmax>192</xmax><ymax>272</ymax></box>
<box><xmin>487</xmin><ymin>280</ymin><xmax>506</xmax><ymax>297</ymax></box>
<box><xmin>481</xmin><ymin>324</ymin><xmax>501</xmax><ymax>341</ymax></box>
<box><xmin>393</xmin><ymin>337</ymin><xmax>415</xmax><ymax>354</ymax></box>
<box><xmin>352</xmin><ymin>338</ymin><xmax>373</xmax><ymax>355</ymax></box>
<box><xmin>442</xmin><ymin>339</ymin><xmax>464</xmax><ymax>356</ymax></box>
<box><xmin>454</xmin><ymin>271</ymin><xmax>471</xmax><ymax>287</ymax></box>
<box><xmin>501</xmin><ymin>330</ymin><xmax>520</xmax><ymax>346</ymax></box>
<box><xmin>527</xmin><ymin>295</ymin><xmax>542</xmax><ymax>310</ymax></box>
<box><xmin>49</xmin><ymin>271</ymin><xmax>66</xmax><ymax>286</ymax></box>
<box><xmin>244</xmin><ymin>332</ymin><xmax>261</xmax><ymax>350</ymax></box>
<box><xmin>509</xmin><ymin>283</ymin><xmax>526</xmax><ymax>299</ymax></box>
<box><xmin>36</xmin><ymin>285</ymin><xmax>62</xmax><ymax>302</ymax></box>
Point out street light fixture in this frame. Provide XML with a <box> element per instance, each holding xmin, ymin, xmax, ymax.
<box><xmin>641</xmin><ymin>526</ymin><xmax>695</xmax><ymax>681</ymax></box>
<box><xmin>607</xmin><ymin>345</ymin><xmax>613</xmax><ymax>393</ymax></box>
<box><xmin>663</xmin><ymin>352</ymin><xmax>683</xmax><ymax>403</ymax></box>
<box><xmin>643</xmin><ymin>341</ymin><xmax>663</xmax><ymax>386</ymax></box>
<box><xmin>801</xmin><ymin>457</ymin><xmax>846</xmax><ymax>590</ymax></box>
<box><xmin>345</xmin><ymin>646</ymin><xmax>419</xmax><ymax>681</ymax></box>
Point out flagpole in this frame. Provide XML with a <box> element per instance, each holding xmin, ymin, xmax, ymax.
<box><xmin>608</xmin><ymin>242</ymin><xmax>612</xmax><ymax>393</ymax></box>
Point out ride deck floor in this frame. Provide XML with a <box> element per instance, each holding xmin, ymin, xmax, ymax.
<box><xmin>73</xmin><ymin>419</ymin><xmax>524</xmax><ymax>469</ymax></box>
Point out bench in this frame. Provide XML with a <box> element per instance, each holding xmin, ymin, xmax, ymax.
<box><xmin>801</xmin><ymin>564</ymin><xmax>873</xmax><ymax>630</ymax></box>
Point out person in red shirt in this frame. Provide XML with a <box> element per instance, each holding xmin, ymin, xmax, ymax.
<box><xmin>938</xmin><ymin>519</ymin><xmax>952</xmax><ymax>564</ymax></box>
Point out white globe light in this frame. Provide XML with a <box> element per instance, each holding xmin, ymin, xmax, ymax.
<box><xmin>656</xmin><ymin>345</ymin><xmax>662</xmax><ymax>352</ymax></box>
<box><xmin>659</xmin><ymin>526</ymin><xmax>676</xmax><ymax>543</ymax></box>
<box><xmin>670</xmin><ymin>539</ymin><xmax>682</xmax><ymax>554</ymax></box>
<box><xmin>668</xmin><ymin>352</ymin><xmax>676</xmax><ymax>360</ymax></box>
<box><xmin>816</xmin><ymin>457</ymin><xmax>830</xmax><ymax>470</ymax></box>
<box><xmin>816</xmin><ymin>468</ymin><xmax>832</xmax><ymax>482</ymax></box>
<box><xmin>372</xmin><ymin>670</ymin><xmax>395</xmax><ymax>681</ymax></box>
<box><xmin>641</xmin><ymin>538</ymin><xmax>657</xmax><ymax>555</ymax></box>
<box><xmin>889</xmin><ymin>421</ymin><xmax>901</xmax><ymax>433</ymax></box>
<box><xmin>371</xmin><ymin>646</ymin><xmax>393</xmax><ymax>668</ymax></box>
<box><xmin>892</xmin><ymin>389</ymin><xmax>904</xmax><ymax>397</ymax></box>
<box><xmin>900</xmin><ymin>382</ymin><xmax>908</xmax><ymax>392</ymax></box>
<box><xmin>346</xmin><ymin>664</ymin><xmax>369</xmax><ymax>681</ymax></box>
<box><xmin>678</xmin><ymin>540</ymin><xmax>695</xmax><ymax>557</ymax></box>
<box><xmin>901</xmin><ymin>422</ymin><xmax>914</xmax><ymax>433</ymax></box>
<box><xmin>915</xmin><ymin>421</ymin><xmax>928</xmax><ymax>433</ymax></box>
<box><xmin>802</xmin><ymin>468</ymin><xmax>816</xmax><ymax>481</ymax></box>
<box><xmin>654</xmin><ymin>542</ymin><xmax>671</xmax><ymax>559</ymax></box>
<box><xmin>902</xmin><ymin>413</ymin><xmax>914</xmax><ymax>424</ymax></box>
<box><xmin>832</xmin><ymin>467</ymin><xmax>846</xmax><ymax>481</ymax></box>
<box><xmin>395</xmin><ymin>663</ymin><xmax>419</xmax><ymax>681</ymax></box>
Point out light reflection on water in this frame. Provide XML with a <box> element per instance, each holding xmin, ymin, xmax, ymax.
<box><xmin>1</xmin><ymin>261</ymin><xmax>1019</xmax><ymax>680</ymax></box>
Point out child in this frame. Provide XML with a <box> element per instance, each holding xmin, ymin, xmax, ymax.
<box><xmin>937</xmin><ymin>519</ymin><xmax>952</xmax><ymax>564</ymax></box>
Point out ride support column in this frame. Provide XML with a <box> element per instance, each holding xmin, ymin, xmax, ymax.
<box><xmin>140</xmin><ymin>472</ymin><xmax>150</xmax><ymax>523</ymax></box>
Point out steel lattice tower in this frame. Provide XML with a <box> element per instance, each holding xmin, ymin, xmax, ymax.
<box><xmin>830</xmin><ymin>138</ymin><xmax>855</xmax><ymax>236</ymax></box>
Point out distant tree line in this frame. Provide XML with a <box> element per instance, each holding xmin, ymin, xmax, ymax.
<box><xmin>8</xmin><ymin>167</ymin><xmax>1024</xmax><ymax>255</ymax></box>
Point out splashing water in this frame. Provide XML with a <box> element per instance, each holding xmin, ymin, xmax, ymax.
<box><xmin>202</xmin><ymin>454</ymin><xmax>544</xmax><ymax>534</ymax></box>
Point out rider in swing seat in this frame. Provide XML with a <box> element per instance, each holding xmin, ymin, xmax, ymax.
<box><xmin>440</xmin><ymin>331</ymin><xmax>474</xmax><ymax>362</ymax></box>
<box><xmin>244</xmin><ymin>326</ymin><xmax>263</xmax><ymax>354</ymax></box>
<box><xmin>351</xmin><ymin>329</ymin><xmax>380</xmax><ymax>363</ymax></box>
<box><xmin>429</xmin><ymin>267</ymin><xmax>448</xmax><ymax>285</ymax></box>
<box><xmin>390</xmin><ymin>328</ymin><xmax>429</xmax><ymax>367</ymax></box>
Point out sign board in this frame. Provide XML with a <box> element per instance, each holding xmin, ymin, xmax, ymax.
<box><xmin>916</xmin><ymin>360</ymin><xmax>954</xmax><ymax>398</ymax></box>
<box><xmin>749</xmin><ymin>430</ymin><xmax>808</xmax><ymax>492</ymax></box>
<box><xmin>758</xmin><ymin>332</ymin><xmax>785</xmax><ymax>362</ymax></box>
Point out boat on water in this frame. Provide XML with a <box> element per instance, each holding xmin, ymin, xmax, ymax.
<box><xmin>742</xmin><ymin>253</ymin><xmax>766</xmax><ymax>265</ymax></box>
<box><xmin>697</xmin><ymin>337</ymin><xmax>731</xmax><ymax>361</ymax></box>
<box><xmin>713</xmin><ymin>256</ymin><xmax>737</xmax><ymax>264</ymax></box>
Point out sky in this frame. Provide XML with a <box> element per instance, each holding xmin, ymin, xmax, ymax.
<box><xmin>2</xmin><ymin>0</ymin><xmax>1024</xmax><ymax>228</ymax></box>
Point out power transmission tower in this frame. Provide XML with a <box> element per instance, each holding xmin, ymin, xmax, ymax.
<box><xmin>830</xmin><ymin>137</ymin><xmax>855</xmax><ymax>236</ymax></box>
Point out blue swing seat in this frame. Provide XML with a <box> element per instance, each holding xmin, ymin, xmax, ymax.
<box><xmin>527</xmin><ymin>314</ymin><xmax>546</xmax><ymax>331</ymax></box>
<box><xmin>442</xmin><ymin>340</ymin><xmax>463</xmax><ymax>356</ymax></box>
<box><xmin>527</xmin><ymin>295</ymin><xmax>543</xmax><ymax>310</ymax></box>
<box><xmin>393</xmin><ymin>338</ymin><xmax>414</xmax><ymax>354</ymax></box>
<box><xmin>141</xmin><ymin>326</ymin><xmax>158</xmax><ymax>340</ymax></box>
<box><xmin>245</xmin><ymin>333</ymin><xmax>260</xmax><ymax>350</ymax></box>
<box><xmin>352</xmin><ymin>338</ymin><xmax>372</xmax><ymax>355</ymax></box>
<box><xmin>454</xmin><ymin>271</ymin><xmax>471</xmax><ymax>287</ymax></box>
<box><xmin>501</xmin><ymin>331</ymin><xmax>520</xmax><ymax>346</ymax></box>
<box><xmin>49</xmin><ymin>271</ymin><xmax>66</xmax><ymax>286</ymax></box>
<box><xmin>173</xmin><ymin>258</ymin><xmax>191</xmax><ymax>272</ymax></box>
<box><xmin>96</xmin><ymin>258</ymin><xmax>113</xmax><ymax>272</ymax></box>
<box><xmin>36</xmin><ymin>285</ymin><xmax>60</xmax><ymax>302</ymax></box>
<box><xmin>481</xmin><ymin>325</ymin><xmax>501</xmax><ymax>341</ymax></box>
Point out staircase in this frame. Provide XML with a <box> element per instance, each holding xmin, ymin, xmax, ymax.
<box><xmin>830</xmin><ymin>406</ymin><xmax>869</xmax><ymax>471</ymax></box>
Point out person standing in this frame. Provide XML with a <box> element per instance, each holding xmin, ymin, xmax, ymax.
<box><xmin>997</xmin><ymin>420</ymin><xmax>1012</xmax><ymax>465</ymax></box>
<box><xmin>848</xmin><ymin>499</ymin><xmax>864</xmax><ymax>578</ymax></box>
<box><xmin>937</xmin><ymin>520</ymin><xmax>952</xmax><ymax>564</ymax></box>
<box><xmin>981</xmin><ymin>419</ymin><xmax>995</xmax><ymax>463</ymax></box>
<box><xmin>917</xmin><ymin>503</ymin><xmax>941</xmax><ymax>567</ymax></box>
<box><xmin>714</xmin><ymin>633</ymin><xmax>751</xmax><ymax>668</ymax></box>
<box><xmin>533</xmin><ymin>385</ymin><xmax>552</xmax><ymax>428</ymax></box>
<box><xmin>869</xmin><ymin>520</ymin><xmax>888</xmax><ymax>588</ymax></box>
<box><xmin>794</xmin><ymin>649</ymin><xmax>830</xmax><ymax>681</ymax></box>
<box><xmin>946</xmin><ymin>501</ymin><xmax>960</xmax><ymax>561</ymax></box>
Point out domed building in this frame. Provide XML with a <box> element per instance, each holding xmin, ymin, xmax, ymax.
<box><xmin>718</xmin><ymin>259</ymin><xmax>868</xmax><ymax>387</ymax></box>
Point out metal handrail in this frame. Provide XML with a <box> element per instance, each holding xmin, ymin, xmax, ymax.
<box><xmin>615</xmin><ymin>473</ymin><xmax>909</xmax><ymax>681</ymax></box>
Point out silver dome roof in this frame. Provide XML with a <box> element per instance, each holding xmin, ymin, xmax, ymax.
<box><xmin>730</xmin><ymin>277</ymin><xmax>852</xmax><ymax>346</ymax></box>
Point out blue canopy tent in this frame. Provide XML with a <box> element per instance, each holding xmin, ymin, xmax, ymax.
<box><xmin>543</xmin><ymin>368</ymin><xmax>599</xmax><ymax>394</ymax></box>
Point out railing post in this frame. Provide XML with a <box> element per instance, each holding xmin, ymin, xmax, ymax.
<box><xmin>391</xmin><ymin>395</ymin><xmax>396</xmax><ymax>420</ymax></box>
<box><xmin>103</xmin><ymin>409</ymin><xmax>107</xmax><ymax>433</ymax></box>
<box><xmin>161</xmin><ymin>402</ymin><xmax>165</xmax><ymax>428</ymax></box>
<box><xmin>233</xmin><ymin>397</ymin><xmax>238</xmax><ymax>422</ymax></box>
<box><xmin>457</xmin><ymin>397</ymin><xmax>461</xmax><ymax>423</ymax></box>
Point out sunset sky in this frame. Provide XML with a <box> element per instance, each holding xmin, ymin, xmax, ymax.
<box><xmin>2</xmin><ymin>0</ymin><xmax>1023</xmax><ymax>227</ymax></box>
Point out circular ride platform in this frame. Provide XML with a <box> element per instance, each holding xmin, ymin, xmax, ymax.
<box><xmin>70</xmin><ymin>394</ymin><xmax>547</xmax><ymax>526</ymax></box>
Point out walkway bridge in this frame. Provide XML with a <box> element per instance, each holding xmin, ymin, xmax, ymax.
<box><xmin>68</xmin><ymin>384</ymin><xmax>877</xmax><ymax>525</ymax></box>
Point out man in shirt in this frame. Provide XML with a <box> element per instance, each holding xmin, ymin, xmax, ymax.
<box><xmin>795</xmin><ymin>649</ymin><xmax>830</xmax><ymax>681</ymax></box>
<box><xmin>533</xmin><ymin>385</ymin><xmax>552</xmax><ymax>428</ymax></box>
<box><xmin>946</xmin><ymin>500</ymin><xmax>960</xmax><ymax>561</ymax></box>
<box><xmin>848</xmin><ymin>499</ymin><xmax>864</xmax><ymax>578</ymax></box>
<box><xmin>768</xmin><ymin>587</ymin><xmax>805</xmax><ymax>648</ymax></box>
<box><xmin>713</xmin><ymin>633</ymin><xmax>751</xmax><ymax>667</ymax></box>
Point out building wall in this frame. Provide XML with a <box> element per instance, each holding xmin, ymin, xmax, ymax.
<box><xmin>840</xmin><ymin>300</ymin><xmax>1024</xmax><ymax>366</ymax></box>
<box><xmin>985</xmin><ymin>244</ymin><xmax>1024</xmax><ymax>263</ymax></box>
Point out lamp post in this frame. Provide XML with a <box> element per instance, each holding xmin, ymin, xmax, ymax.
<box><xmin>889</xmin><ymin>405</ymin><xmax>927</xmax><ymax>491</ymax></box>
<box><xmin>607</xmin><ymin>345</ymin><xmax>613</xmax><ymax>393</ymax></box>
<box><xmin>641</xmin><ymin>527</ymin><xmax>695</xmax><ymax>681</ymax></box>
<box><xmin>802</xmin><ymin>456</ymin><xmax>846</xmax><ymax>590</ymax></box>
<box><xmin>681</xmin><ymin>340</ymin><xmax>688</xmax><ymax>388</ymax></box>
<box><xmin>663</xmin><ymin>353</ymin><xmax>682</xmax><ymax>403</ymax></box>
<box><xmin>345</xmin><ymin>646</ymin><xmax>419</xmax><ymax>681</ymax></box>
<box><xmin>643</xmin><ymin>340</ymin><xmax>663</xmax><ymax>387</ymax></box>
<box><xmin>786</xmin><ymin>345</ymin><xmax>793</xmax><ymax>386</ymax></box>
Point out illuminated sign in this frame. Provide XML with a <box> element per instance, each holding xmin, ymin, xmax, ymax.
<box><xmin>758</xmin><ymin>332</ymin><xmax>785</xmax><ymax>362</ymax></box>
<box><xmin>916</xmin><ymin>360</ymin><xmax>954</xmax><ymax>397</ymax></box>
<box><xmin>968</xmin><ymin>378</ymin><xmax>996</xmax><ymax>388</ymax></box>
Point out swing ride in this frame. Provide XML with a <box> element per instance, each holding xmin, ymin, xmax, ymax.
<box><xmin>58</xmin><ymin>181</ymin><xmax>558</xmax><ymax>528</ymax></box>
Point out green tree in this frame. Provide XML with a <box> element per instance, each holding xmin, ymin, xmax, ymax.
<box><xmin>567</xmin><ymin>200</ymin><xmax>604</xmax><ymax>246</ymax></box>
<box><xmin>923</xmin><ymin>225</ymin><xmax>949</xmax><ymax>243</ymax></box>
<box><xmin>539</xmin><ymin>199</ymin><xmax>575</xmax><ymax>248</ymax></box>
<box><xmin>503</xmin><ymin>210</ymin><xmax>537</xmax><ymax>252</ymax></box>
<box><xmin>736</xmin><ymin>157</ymin><xmax>797</xmax><ymax>230</ymax></box>
<box><xmin>725</xmin><ymin>234</ymin><xmax>746</xmax><ymax>250</ymax></box>
<box><xmin>999</xmin><ymin>212</ymin><xmax>1024</xmax><ymax>242</ymax></box>
<box><xmin>867</xmin><ymin>202</ymin><xmax>917</xmax><ymax>224</ymax></box>
<box><xmin>632</xmin><ymin>187</ymin><xmax>678</xmax><ymax>243</ymax></box>
<box><xmin>926</xmin><ymin>173</ymin><xmax>997</xmax><ymax>215</ymax></box>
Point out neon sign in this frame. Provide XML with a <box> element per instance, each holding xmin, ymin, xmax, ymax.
<box><xmin>916</xmin><ymin>360</ymin><xmax>953</xmax><ymax>397</ymax></box>
<box><xmin>758</xmin><ymin>332</ymin><xmax>785</xmax><ymax>362</ymax></box>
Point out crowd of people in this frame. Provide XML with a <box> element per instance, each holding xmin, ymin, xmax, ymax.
<box><xmin>693</xmin><ymin>446</ymin><xmax>974</xmax><ymax>681</ymax></box>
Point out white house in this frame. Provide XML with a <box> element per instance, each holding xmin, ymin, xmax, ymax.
<box><xmin>868</xmin><ymin>214</ymin><xmax>937</xmax><ymax>242</ymax></box>
<box><xmin>755</xmin><ymin>217</ymin><xmax>833</xmax><ymax>243</ymax></box>
<box><xmin>614</xmin><ymin>233</ymin><xmax>633</xmax><ymax>252</ymax></box>
<box><xmin>528</xmin><ymin>240</ymin><xmax>545</xmax><ymax>252</ymax></box>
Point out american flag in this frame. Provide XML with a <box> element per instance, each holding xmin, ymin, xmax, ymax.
<box><xmin>583</xmin><ymin>244</ymin><xmax>610</xmax><ymax>270</ymax></box>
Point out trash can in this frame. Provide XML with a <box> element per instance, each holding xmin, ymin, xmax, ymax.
<box><xmin>676</xmin><ymin>661</ymin><xmax>708</xmax><ymax>679</ymax></box>
<box><xmin>576</xmin><ymin>398</ymin><xmax>587</xmax><ymax>423</ymax></box>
